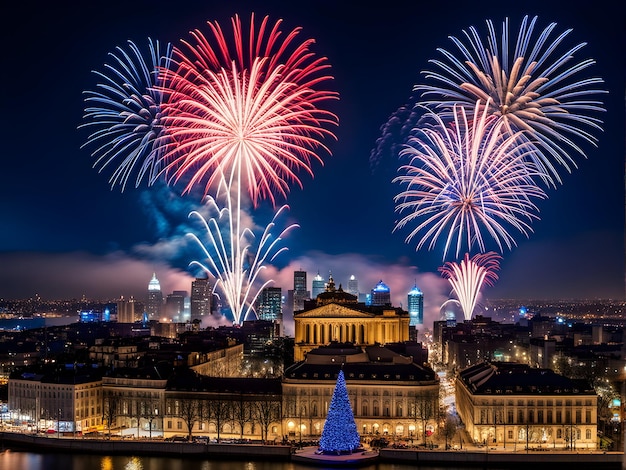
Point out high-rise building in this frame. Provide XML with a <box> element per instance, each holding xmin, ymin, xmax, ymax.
<box><xmin>117</xmin><ymin>296</ymin><xmax>138</xmax><ymax>323</ymax></box>
<box><xmin>257</xmin><ymin>287</ymin><xmax>282</xmax><ymax>328</ymax></box>
<box><xmin>347</xmin><ymin>275</ymin><xmax>359</xmax><ymax>297</ymax></box>
<box><xmin>166</xmin><ymin>290</ymin><xmax>188</xmax><ymax>321</ymax></box>
<box><xmin>407</xmin><ymin>283</ymin><xmax>424</xmax><ymax>335</ymax></box>
<box><xmin>190</xmin><ymin>277</ymin><xmax>211</xmax><ymax>324</ymax></box>
<box><xmin>293</xmin><ymin>270</ymin><xmax>310</xmax><ymax>312</ymax></box>
<box><xmin>311</xmin><ymin>272</ymin><xmax>326</xmax><ymax>299</ymax></box>
<box><xmin>146</xmin><ymin>273</ymin><xmax>163</xmax><ymax>319</ymax></box>
<box><xmin>371</xmin><ymin>280</ymin><xmax>391</xmax><ymax>306</ymax></box>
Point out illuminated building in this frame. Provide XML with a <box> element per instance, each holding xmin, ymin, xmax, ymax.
<box><xmin>165</xmin><ymin>290</ymin><xmax>188</xmax><ymax>321</ymax></box>
<box><xmin>190</xmin><ymin>277</ymin><xmax>211</xmax><ymax>324</ymax></box>
<box><xmin>287</xmin><ymin>270</ymin><xmax>310</xmax><ymax>317</ymax></box>
<box><xmin>347</xmin><ymin>275</ymin><xmax>359</xmax><ymax>297</ymax></box>
<box><xmin>146</xmin><ymin>273</ymin><xmax>163</xmax><ymax>319</ymax></box>
<box><xmin>117</xmin><ymin>296</ymin><xmax>139</xmax><ymax>323</ymax></box>
<box><xmin>258</xmin><ymin>287</ymin><xmax>282</xmax><ymax>323</ymax></box>
<box><xmin>407</xmin><ymin>283</ymin><xmax>424</xmax><ymax>340</ymax></box>
<box><xmin>311</xmin><ymin>272</ymin><xmax>326</xmax><ymax>299</ymax></box>
<box><xmin>293</xmin><ymin>275</ymin><xmax>410</xmax><ymax>361</ymax></box>
<box><xmin>371</xmin><ymin>280</ymin><xmax>391</xmax><ymax>307</ymax></box>
<box><xmin>283</xmin><ymin>343</ymin><xmax>439</xmax><ymax>440</ymax></box>
<box><xmin>456</xmin><ymin>362</ymin><xmax>598</xmax><ymax>450</ymax></box>
<box><xmin>8</xmin><ymin>367</ymin><xmax>104</xmax><ymax>434</ymax></box>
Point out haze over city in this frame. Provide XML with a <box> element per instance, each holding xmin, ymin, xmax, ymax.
<box><xmin>1</xmin><ymin>0</ymin><xmax>623</xmax><ymax>312</ymax></box>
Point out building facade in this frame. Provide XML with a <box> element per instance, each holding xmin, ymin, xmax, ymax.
<box><xmin>190</xmin><ymin>277</ymin><xmax>211</xmax><ymax>324</ymax></box>
<box><xmin>455</xmin><ymin>362</ymin><xmax>598</xmax><ymax>450</ymax></box>
<box><xmin>283</xmin><ymin>343</ymin><xmax>439</xmax><ymax>440</ymax></box>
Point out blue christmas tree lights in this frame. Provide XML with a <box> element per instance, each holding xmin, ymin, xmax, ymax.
<box><xmin>319</xmin><ymin>370</ymin><xmax>361</xmax><ymax>453</ymax></box>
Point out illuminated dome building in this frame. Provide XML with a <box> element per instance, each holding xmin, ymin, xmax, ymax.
<box><xmin>294</xmin><ymin>275</ymin><xmax>409</xmax><ymax>361</ymax></box>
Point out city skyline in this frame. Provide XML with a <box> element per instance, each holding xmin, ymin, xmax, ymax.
<box><xmin>1</xmin><ymin>1</ymin><xmax>623</xmax><ymax>311</ymax></box>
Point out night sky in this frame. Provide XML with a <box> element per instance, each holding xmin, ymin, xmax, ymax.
<box><xmin>1</xmin><ymin>1</ymin><xmax>624</xmax><ymax>322</ymax></box>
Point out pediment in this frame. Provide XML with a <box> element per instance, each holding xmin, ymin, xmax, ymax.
<box><xmin>295</xmin><ymin>303</ymin><xmax>374</xmax><ymax>319</ymax></box>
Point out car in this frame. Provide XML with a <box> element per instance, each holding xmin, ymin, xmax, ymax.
<box><xmin>193</xmin><ymin>436</ymin><xmax>209</xmax><ymax>444</ymax></box>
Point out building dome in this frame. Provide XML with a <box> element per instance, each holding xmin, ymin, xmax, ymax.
<box><xmin>372</xmin><ymin>280</ymin><xmax>390</xmax><ymax>293</ymax></box>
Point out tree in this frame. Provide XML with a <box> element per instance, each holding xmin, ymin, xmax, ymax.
<box><xmin>319</xmin><ymin>370</ymin><xmax>360</xmax><ymax>453</ymax></box>
<box><xmin>232</xmin><ymin>395</ymin><xmax>253</xmax><ymax>439</ymax></box>
<box><xmin>179</xmin><ymin>399</ymin><xmax>199</xmax><ymax>441</ymax></box>
<box><xmin>410</xmin><ymin>391</ymin><xmax>438</xmax><ymax>445</ymax></box>
<box><xmin>102</xmin><ymin>393</ymin><xmax>120</xmax><ymax>439</ymax></box>
<box><xmin>253</xmin><ymin>398</ymin><xmax>281</xmax><ymax>443</ymax></box>
<box><xmin>210</xmin><ymin>396</ymin><xmax>232</xmax><ymax>442</ymax></box>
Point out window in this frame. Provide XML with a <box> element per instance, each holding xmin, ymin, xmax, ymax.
<box><xmin>557</xmin><ymin>429</ymin><xmax>562</xmax><ymax>439</ymax></box>
<box><xmin>167</xmin><ymin>420</ymin><xmax>172</xmax><ymax>429</ymax></box>
<box><xmin>177</xmin><ymin>421</ymin><xmax>182</xmax><ymax>430</ymax></box>
<box><xmin>586</xmin><ymin>429</ymin><xmax>591</xmax><ymax>440</ymax></box>
<box><xmin>508</xmin><ymin>430</ymin><xmax>513</xmax><ymax>439</ymax></box>
<box><xmin>585</xmin><ymin>410</ymin><xmax>591</xmax><ymax>423</ymax></box>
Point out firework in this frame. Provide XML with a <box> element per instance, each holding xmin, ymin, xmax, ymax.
<box><xmin>439</xmin><ymin>252</ymin><xmax>501</xmax><ymax>321</ymax></box>
<box><xmin>187</xmin><ymin>194</ymin><xmax>297</xmax><ymax>325</ymax></box>
<box><xmin>80</xmin><ymin>38</ymin><xmax>173</xmax><ymax>191</ymax></box>
<box><xmin>393</xmin><ymin>100</ymin><xmax>549</xmax><ymax>260</ymax></box>
<box><xmin>414</xmin><ymin>15</ymin><xmax>606</xmax><ymax>184</ymax></box>
<box><xmin>158</xmin><ymin>14</ymin><xmax>337</xmax><ymax>324</ymax></box>
<box><xmin>159</xmin><ymin>13</ymin><xmax>338</xmax><ymax>206</ymax></box>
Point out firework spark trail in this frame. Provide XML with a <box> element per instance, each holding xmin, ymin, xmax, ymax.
<box><xmin>80</xmin><ymin>39</ymin><xmax>173</xmax><ymax>191</ymax></box>
<box><xmin>414</xmin><ymin>15</ymin><xmax>606</xmax><ymax>185</ymax></box>
<box><xmin>439</xmin><ymin>252</ymin><xmax>501</xmax><ymax>321</ymax></box>
<box><xmin>157</xmin><ymin>14</ymin><xmax>337</xmax><ymax>323</ymax></box>
<box><xmin>393</xmin><ymin>100</ymin><xmax>549</xmax><ymax>260</ymax></box>
<box><xmin>187</xmin><ymin>195</ymin><xmax>298</xmax><ymax>324</ymax></box>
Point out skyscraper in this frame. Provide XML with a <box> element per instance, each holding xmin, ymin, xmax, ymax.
<box><xmin>146</xmin><ymin>273</ymin><xmax>163</xmax><ymax>319</ymax></box>
<box><xmin>312</xmin><ymin>272</ymin><xmax>326</xmax><ymax>299</ymax></box>
<box><xmin>293</xmin><ymin>270</ymin><xmax>310</xmax><ymax>312</ymax></box>
<box><xmin>347</xmin><ymin>275</ymin><xmax>359</xmax><ymax>297</ymax></box>
<box><xmin>166</xmin><ymin>290</ymin><xmax>188</xmax><ymax>321</ymax></box>
<box><xmin>117</xmin><ymin>296</ymin><xmax>138</xmax><ymax>323</ymax></box>
<box><xmin>407</xmin><ymin>283</ymin><xmax>424</xmax><ymax>327</ymax></box>
<box><xmin>257</xmin><ymin>286</ymin><xmax>282</xmax><ymax>322</ymax></box>
<box><xmin>371</xmin><ymin>280</ymin><xmax>391</xmax><ymax>306</ymax></box>
<box><xmin>190</xmin><ymin>277</ymin><xmax>211</xmax><ymax>324</ymax></box>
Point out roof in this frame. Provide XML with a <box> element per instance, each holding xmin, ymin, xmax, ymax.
<box><xmin>457</xmin><ymin>362</ymin><xmax>596</xmax><ymax>395</ymax></box>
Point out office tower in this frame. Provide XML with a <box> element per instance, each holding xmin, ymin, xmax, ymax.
<box><xmin>293</xmin><ymin>270</ymin><xmax>310</xmax><ymax>312</ymax></box>
<box><xmin>146</xmin><ymin>273</ymin><xmax>163</xmax><ymax>319</ymax></box>
<box><xmin>312</xmin><ymin>272</ymin><xmax>326</xmax><ymax>299</ymax></box>
<box><xmin>347</xmin><ymin>275</ymin><xmax>359</xmax><ymax>297</ymax></box>
<box><xmin>408</xmin><ymin>283</ymin><xmax>424</xmax><ymax>341</ymax></box>
<box><xmin>117</xmin><ymin>296</ymin><xmax>138</xmax><ymax>323</ymax></box>
<box><xmin>258</xmin><ymin>286</ymin><xmax>282</xmax><ymax>322</ymax></box>
<box><xmin>166</xmin><ymin>290</ymin><xmax>188</xmax><ymax>321</ymax></box>
<box><xmin>371</xmin><ymin>280</ymin><xmax>391</xmax><ymax>306</ymax></box>
<box><xmin>190</xmin><ymin>277</ymin><xmax>211</xmax><ymax>324</ymax></box>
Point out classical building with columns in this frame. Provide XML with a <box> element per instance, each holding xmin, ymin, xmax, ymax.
<box><xmin>293</xmin><ymin>275</ymin><xmax>410</xmax><ymax>361</ymax></box>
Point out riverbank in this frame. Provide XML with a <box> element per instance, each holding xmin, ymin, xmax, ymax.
<box><xmin>1</xmin><ymin>432</ymin><xmax>623</xmax><ymax>468</ymax></box>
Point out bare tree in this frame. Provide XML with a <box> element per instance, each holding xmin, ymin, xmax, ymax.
<box><xmin>232</xmin><ymin>395</ymin><xmax>253</xmax><ymax>439</ymax></box>
<box><xmin>102</xmin><ymin>393</ymin><xmax>120</xmax><ymax>439</ymax></box>
<box><xmin>254</xmin><ymin>398</ymin><xmax>281</xmax><ymax>443</ymax></box>
<box><xmin>179</xmin><ymin>399</ymin><xmax>199</xmax><ymax>441</ymax></box>
<box><xmin>409</xmin><ymin>391</ymin><xmax>438</xmax><ymax>445</ymax></box>
<box><xmin>210</xmin><ymin>397</ymin><xmax>232</xmax><ymax>442</ymax></box>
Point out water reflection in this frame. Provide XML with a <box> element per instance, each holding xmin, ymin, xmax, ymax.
<box><xmin>0</xmin><ymin>450</ymin><xmax>514</xmax><ymax>470</ymax></box>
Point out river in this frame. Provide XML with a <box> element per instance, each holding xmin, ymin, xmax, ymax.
<box><xmin>0</xmin><ymin>450</ymin><xmax>516</xmax><ymax>470</ymax></box>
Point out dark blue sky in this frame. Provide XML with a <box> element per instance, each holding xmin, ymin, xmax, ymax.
<box><xmin>1</xmin><ymin>1</ymin><xmax>624</xmax><ymax>312</ymax></box>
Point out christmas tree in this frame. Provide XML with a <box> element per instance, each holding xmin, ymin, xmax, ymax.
<box><xmin>319</xmin><ymin>369</ymin><xmax>361</xmax><ymax>453</ymax></box>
